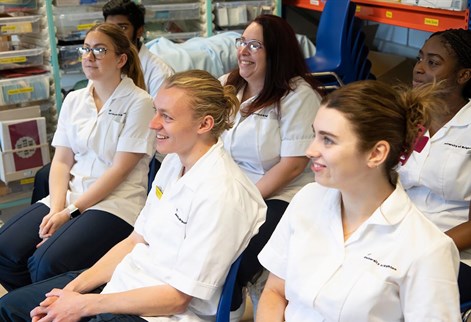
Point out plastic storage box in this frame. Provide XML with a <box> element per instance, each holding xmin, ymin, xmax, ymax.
<box><xmin>0</xmin><ymin>73</ymin><xmax>50</xmax><ymax>106</ymax></box>
<box><xmin>53</xmin><ymin>0</ymin><xmax>106</xmax><ymax>6</ymax></box>
<box><xmin>402</xmin><ymin>0</ymin><xmax>467</xmax><ymax>10</ymax></box>
<box><xmin>0</xmin><ymin>48</ymin><xmax>44</xmax><ymax>71</ymax></box>
<box><xmin>0</xmin><ymin>0</ymin><xmax>37</xmax><ymax>12</ymax></box>
<box><xmin>141</xmin><ymin>0</ymin><xmax>197</xmax><ymax>5</ymax></box>
<box><xmin>58</xmin><ymin>44</ymin><xmax>82</xmax><ymax>73</ymax></box>
<box><xmin>0</xmin><ymin>15</ymin><xmax>41</xmax><ymax>36</ymax></box>
<box><xmin>54</xmin><ymin>11</ymin><xmax>103</xmax><ymax>41</ymax></box>
<box><xmin>145</xmin><ymin>3</ymin><xmax>200</xmax><ymax>22</ymax></box>
<box><xmin>214</xmin><ymin>1</ymin><xmax>272</xmax><ymax>27</ymax></box>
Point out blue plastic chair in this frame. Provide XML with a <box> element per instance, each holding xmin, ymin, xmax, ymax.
<box><xmin>305</xmin><ymin>0</ymin><xmax>356</xmax><ymax>85</ymax></box>
<box><xmin>215</xmin><ymin>254</ymin><xmax>243</xmax><ymax>322</ymax></box>
<box><xmin>461</xmin><ymin>301</ymin><xmax>471</xmax><ymax>321</ymax></box>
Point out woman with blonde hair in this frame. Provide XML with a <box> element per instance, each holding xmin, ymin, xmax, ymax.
<box><xmin>0</xmin><ymin>70</ymin><xmax>266</xmax><ymax>322</ymax></box>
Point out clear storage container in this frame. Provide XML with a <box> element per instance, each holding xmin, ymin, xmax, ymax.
<box><xmin>53</xmin><ymin>0</ymin><xmax>106</xmax><ymax>6</ymax></box>
<box><xmin>145</xmin><ymin>3</ymin><xmax>200</xmax><ymax>22</ymax></box>
<box><xmin>0</xmin><ymin>48</ymin><xmax>44</xmax><ymax>70</ymax></box>
<box><xmin>0</xmin><ymin>73</ymin><xmax>50</xmax><ymax>106</ymax></box>
<box><xmin>0</xmin><ymin>0</ymin><xmax>37</xmax><ymax>12</ymax></box>
<box><xmin>214</xmin><ymin>1</ymin><xmax>272</xmax><ymax>27</ymax></box>
<box><xmin>0</xmin><ymin>15</ymin><xmax>41</xmax><ymax>36</ymax></box>
<box><xmin>54</xmin><ymin>11</ymin><xmax>103</xmax><ymax>41</ymax></box>
<box><xmin>58</xmin><ymin>44</ymin><xmax>82</xmax><ymax>73</ymax></box>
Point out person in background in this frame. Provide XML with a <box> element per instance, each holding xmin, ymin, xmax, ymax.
<box><xmin>399</xmin><ymin>28</ymin><xmax>471</xmax><ymax>304</ymax></box>
<box><xmin>0</xmin><ymin>23</ymin><xmax>155</xmax><ymax>291</ymax></box>
<box><xmin>30</xmin><ymin>0</ymin><xmax>174</xmax><ymax>204</ymax></box>
<box><xmin>256</xmin><ymin>80</ymin><xmax>461</xmax><ymax>321</ymax></box>
<box><xmin>219</xmin><ymin>14</ymin><xmax>323</xmax><ymax>318</ymax></box>
<box><xmin>0</xmin><ymin>69</ymin><xmax>266</xmax><ymax>322</ymax></box>
<box><xmin>102</xmin><ymin>0</ymin><xmax>174</xmax><ymax>99</ymax></box>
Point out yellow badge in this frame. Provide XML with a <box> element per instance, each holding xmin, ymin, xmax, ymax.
<box><xmin>155</xmin><ymin>186</ymin><xmax>163</xmax><ymax>199</ymax></box>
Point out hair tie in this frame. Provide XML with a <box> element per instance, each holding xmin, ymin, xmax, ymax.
<box><xmin>399</xmin><ymin>124</ymin><xmax>429</xmax><ymax>166</ymax></box>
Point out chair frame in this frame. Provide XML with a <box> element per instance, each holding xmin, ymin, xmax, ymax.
<box><xmin>215</xmin><ymin>254</ymin><xmax>243</xmax><ymax>322</ymax></box>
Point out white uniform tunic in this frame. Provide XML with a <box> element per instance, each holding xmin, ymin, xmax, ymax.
<box><xmin>399</xmin><ymin>100</ymin><xmax>471</xmax><ymax>264</ymax></box>
<box><xmin>42</xmin><ymin>77</ymin><xmax>155</xmax><ymax>226</ymax></box>
<box><xmin>259</xmin><ymin>183</ymin><xmax>460</xmax><ymax>322</ymax></box>
<box><xmin>102</xmin><ymin>140</ymin><xmax>266</xmax><ymax>322</ymax></box>
<box><xmin>220</xmin><ymin>75</ymin><xmax>321</xmax><ymax>202</ymax></box>
<box><xmin>139</xmin><ymin>44</ymin><xmax>174</xmax><ymax>98</ymax></box>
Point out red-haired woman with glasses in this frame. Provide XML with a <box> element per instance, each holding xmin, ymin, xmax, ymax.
<box><xmin>0</xmin><ymin>23</ymin><xmax>155</xmax><ymax>291</ymax></box>
<box><xmin>219</xmin><ymin>14</ymin><xmax>324</xmax><ymax>318</ymax></box>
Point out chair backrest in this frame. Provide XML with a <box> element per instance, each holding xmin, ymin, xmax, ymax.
<box><xmin>215</xmin><ymin>254</ymin><xmax>243</xmax><ymax>322</ymax></box>
<box><xmin>314</xmin><ymin>0</ymin><xmax>353</xmax><ymax>65</ymax></box>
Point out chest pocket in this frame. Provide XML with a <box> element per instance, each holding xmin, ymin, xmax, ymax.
<box><xmin>98</xmin><ymin>112</ymin><xmax>126</xmax><ymax>163</ymax></box>
<box><xmin>441</xmin><ymin>146</ymin><xmax>471</xmax><ymax>201</ymax></box>
<box><xmin>144</xmin><ymin>193</ymin><xmax>191</xmax><ymax>264</ymax></box>
<box><xmin>257</xmin><ymin>108</ymin><xmax>281</xmax><ymax>171</ymax></box>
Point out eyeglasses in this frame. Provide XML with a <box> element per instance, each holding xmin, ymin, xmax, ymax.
<box><xmin>78</xmin><ymin>47</ymin><xmax>109</xmax><ymax>59</ymax></box>
<box><xmin>116</xmin><ymin>24</ymin><xmax>129</xmax><ymax>31</ymax></box>
<box><xmin>235</xmin><ymin>38</ymin><xmax>263</xmax><ymax>52</ymax></box>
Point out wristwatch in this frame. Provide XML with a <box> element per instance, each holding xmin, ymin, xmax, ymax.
<box><xmin>66</xmin><ymin>203</ymin><xmax>80</xmax><ymax>219</ymax></box>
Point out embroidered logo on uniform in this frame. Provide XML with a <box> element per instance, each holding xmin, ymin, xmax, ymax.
<box><xmin>174</xmin><ymin>208</ymin><xmax>187</xmax><ymax>224</ymax></box>
<box><xmin>108</xmin><ymin>110</ymin><xmax>127</xmax><ymax>117</ymax></box>
<box><xmin>253</xmin><ymin>112</ymin><xmax>268</xmax><ymax>118</ymax></box>
<box><xmin>363</xmin><ymin>254</ymin><xmax>397</xmax><ymax>271</ymax></box>
<box><xmin>444</xmin><ymin>142</ymin><xmax>471</xmax><ymax>150</ymax></box>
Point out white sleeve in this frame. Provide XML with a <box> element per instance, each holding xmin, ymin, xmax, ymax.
<box><xmin>401</xmin><ymin>236</ymin><xmax>461</xmax><ymax>321</ymax></box>
<box><xmin>279</xmin><ymin>79</ymin><xmax>321</xmax><ymax>157</ymax></box>
<box><xmin>116</xmin><ymin>94</ymin><xmax>155</xmax><ymax>156</ymax></box>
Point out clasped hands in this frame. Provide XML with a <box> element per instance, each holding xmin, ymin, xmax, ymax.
<box><xmin>30</xmin><ymin>288</ymin><xmax>85</xmax><ymax>322</ymax></box>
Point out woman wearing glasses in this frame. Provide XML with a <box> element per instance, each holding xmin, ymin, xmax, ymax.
<box><xmin>0</xmin><ymin>23</ymin><xmax>155</xmax><ymax>291</ymax></box>
<box><xmin>219</xmin><ymin>14</ymin><xmax>323</xmax><ymax>318</ymax></box>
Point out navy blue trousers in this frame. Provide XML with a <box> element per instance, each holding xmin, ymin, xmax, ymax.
<box><xmin>30</xmin><ymin>163</ymin><xmax>51</xmax><ymax>204</ymax></box>
<box><xmin>231</xmin><ymin>199</ymin><xmax>289</xmax><ymax>310</ymax></box>
<box><xmin>459</xmin><ymin>262</ymin><xmax>471</xmax><ymax>303</ymax></box>
<box><xmin>0</xmin><ymin>203</ymin><xmax>133</xmax><ymax>291</ymax></box>
<box><xmin>0</xmin><ymin>271</ymin><xmax>145</xmax><ymax>321</ymax></box>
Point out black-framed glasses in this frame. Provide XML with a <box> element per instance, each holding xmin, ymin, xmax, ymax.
<box><xmin>78</xmin><ymin>47</ymin><xmax>109</xmax><ymax>59</ymax></box>
<box><xmin>235</xmin><ymin>37</ymin><xmax>264</xmax><ymax>52</ymax></box>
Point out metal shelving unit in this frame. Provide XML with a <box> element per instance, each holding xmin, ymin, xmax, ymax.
<box><xmin>0</xmin><ymin>0</ymin><xmax>59</xmax><ymax>213</ymax></box>
<box><xmin>283</xmin><ymin>0</ymin><xmax>470</xmax><ymax>32</ymax></box>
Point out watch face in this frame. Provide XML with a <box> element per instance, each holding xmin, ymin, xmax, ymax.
<box><xmin>71</xmin><ymin>209</ymin><xmax>80</xmax><ymax>218</ymax></box>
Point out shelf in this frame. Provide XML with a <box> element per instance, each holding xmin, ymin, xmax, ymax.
<box><xmin>282</xmin><ymin>0</ymin><xmax>470</xmax><ymax>32</ymax></box>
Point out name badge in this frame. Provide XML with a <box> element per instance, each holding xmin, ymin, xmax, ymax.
<box><xmin>155</xmin><ymin>186</ymin><xmax>163</xmax><ymax>199</ymax></box>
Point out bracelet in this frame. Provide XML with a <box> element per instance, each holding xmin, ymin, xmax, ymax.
<box><xmin>66</xmin><ymin>204</ymin><xmax>79</xmax><ymax>219</ymax></box>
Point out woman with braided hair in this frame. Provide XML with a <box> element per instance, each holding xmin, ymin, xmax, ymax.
<box><xmin>399</xmin><ymin>28</ymin><xmax>471</xmax><ymax>303</ymax></box>
<box><xmin>256</xmin><ymin>80</ymin><xmax>460</xmax><ymax>321</ymax></box>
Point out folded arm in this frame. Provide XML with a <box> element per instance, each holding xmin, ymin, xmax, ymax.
<box><xmin>446</xmin><ymin>200</ymin><xmax>471</xmax><ymax>251</ymax></box>
<box><xmin>256</xmin><ymin>156</ymin><xmax>309</xmax><ymax>199</ymax></box>
<box><xmin>256</xmin><ymin>272</ymin><xmax>287</xmax><ymax>322</ymax></box>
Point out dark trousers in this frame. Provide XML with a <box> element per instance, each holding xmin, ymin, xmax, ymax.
<box><xmin>0</xmin><ymin>271</ymin><xmax>146</xmax><ymax>322</ymax></box>
<box><xmin>231</xmin><ymin>199</ymin><xmax>289</xmax><ymax>310</ymax></box>
<box><xmin>0</xmin><ymin>203</ymin><xmax>132</xmax><ymax>291</ymax></box>
<box><xmin>459</xmin><ymin>262</ymin><xmax>471</xmax><ymax>304</ymax></box>
<box><xmin>31</xmin><ymin>163</ymin><xmax>51</xmax><ymax>204</ymax></box>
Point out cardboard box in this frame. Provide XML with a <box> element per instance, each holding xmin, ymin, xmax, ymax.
<box><xmin>368</xmin><ymin>50</ymin><xmax>415</xmax><ymax>85</ymax></box>
<box><xmin>0</xmin><ymin>105</ymin><xmax>40</xmax><ymax>121</ymax></box>
<box><xmin>0</xmin><ymin>117</ymin><xmax>50</xmax><ymax>183</ymax></box>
